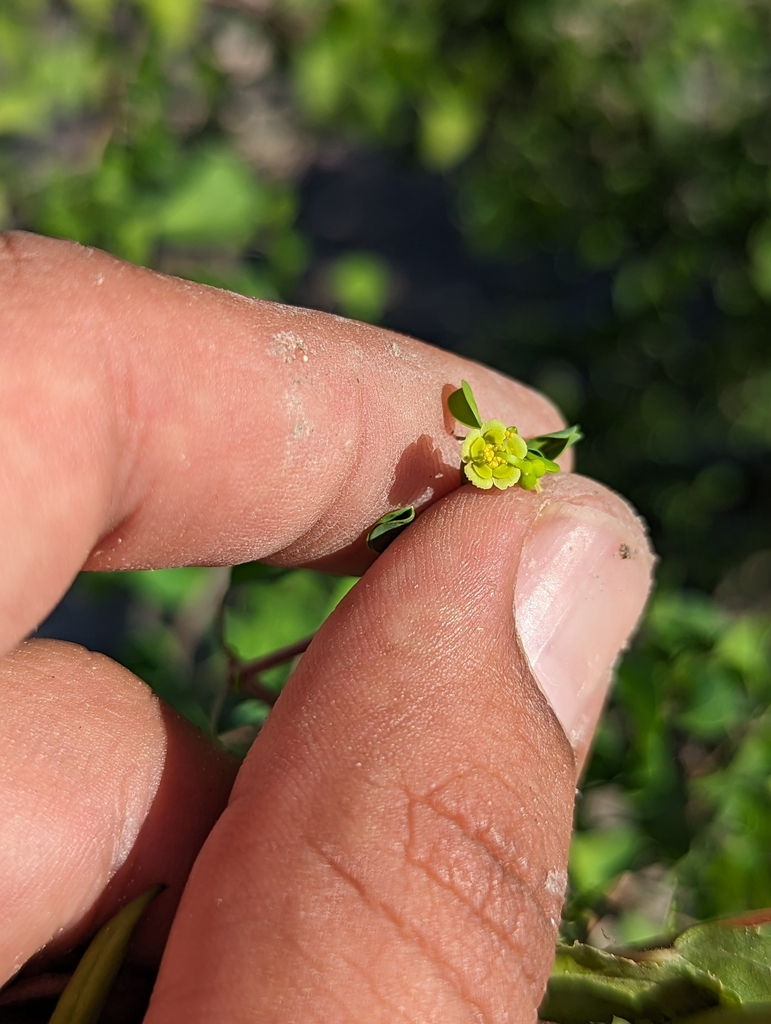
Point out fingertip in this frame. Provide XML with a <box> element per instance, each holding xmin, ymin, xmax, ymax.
<box><xmin>0</xmin><ymin>639</ymin><xmax>236</xmax><ymax>982</ymax></box>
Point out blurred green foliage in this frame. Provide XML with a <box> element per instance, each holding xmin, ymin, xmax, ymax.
<box><xmin>275</xmin><ymin>0</ymin><xmax>771</xmax><ymax>592</ymax></box>
<box><xmin>569</xmin><ymin>593</ymin><xmax>771</xmax><ymax>942</ymax></box>
<box><xmin>4</xmin><ymin>0</ymin><xmax>771</xmax><ymax>944</ymax></box>
<box><xmin>326</xmin><ymin>249</ymin><xmax>391</xmax><ymax>321</ymax></box>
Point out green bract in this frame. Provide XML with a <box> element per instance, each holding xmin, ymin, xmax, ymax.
<box><xmin>448</xmin><ymin>381</ymin><xmax>580</xmax><ymax>493</ymax></box>
<box><xmin>366</xmin><ymin>505</ymin><xmax>416</xmax><ymax>553</ymax></box>
<box><xmin>447</xmin><ymin>379</ymin><xmax>483</xmax><ymax>429</ymax></box>
<box><xmin>527</xmin><ymin>424</ymin><xmax>584</xmax><ymax>461</ymax></box>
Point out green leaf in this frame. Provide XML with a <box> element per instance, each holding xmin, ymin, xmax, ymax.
<box><xmin>49</xmin><ymin>885</ymin><xmax>163</xmax><ymax>1024</ymax></box>
<box><xmin>540</xmin><ymin>941</ymin><xmax>737</xmax><ymax>1024</ymax></box>
<box><xmin>447</xmin><ymin>380</ymin><xmax>483</xmax><ymax>429</ymax></box>
<box><xmin>675</xmin><ymin>920</ymin><xmax>771</xmax><ymax>1004</ymax></box>
<box><xmin>366</xmin><ymin>505</ymin><xmax>416</xmax><ymax>554</ymax></box>
<box><xmin>526</xmin><ymin>424</ymin><xmax>583</xmax><ymax>460</ymax></box>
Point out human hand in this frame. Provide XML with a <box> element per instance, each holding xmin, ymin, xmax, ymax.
<box><xmin>0</xmin><ymin>232</ymin><xmax>653</xmax><ymax>1022</ymax></box>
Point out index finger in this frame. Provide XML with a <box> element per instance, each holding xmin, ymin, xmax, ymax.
<box><xmin>0</xmin><ymin>232</ymin><xmax>564</xmax><ymax>654</ymax></box>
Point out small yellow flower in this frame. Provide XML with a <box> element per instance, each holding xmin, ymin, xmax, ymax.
<box><xmin>461</xmin><ymin>419</ymin><xmax>529</xmax><ymax>490</ymax></box>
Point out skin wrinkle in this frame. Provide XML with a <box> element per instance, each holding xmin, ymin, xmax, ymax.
<box><xmin>404</xmin><ymin>772</ymin><xmax>563</xmax><ymax>1003</ymax></box>
<box><xmin>282</xmin><ymin>630</ymin><xmax>573</xmax><ymax>1015</ymax></box>
<box><xmin>432</xmin><ymin>751</ymin><xmax>572</xmax><ymax>878</ymax></box>
<box><xmin>418</xmin><ymin>768</ymin><xmax>565</xmax><ymax>924</ymax></box>
<box><xmin>326</xmin><ymin>936</ymin><xmax>416</xmax><ymax>1023</ymax></box>
<box><xmin>300</xmin><ymin>749</ymin><xmax>558</xmax><ymax>1022</ymax></box>
<box><xmin>404</xmin><ymin>797</ymin><xmax>554</xmax><ymax>976</ymax></box>
<box><xmin>271</xmin><ymin>366</ymin><xmax>369</xmax><ymax>563</ymax></box>
<box><xmin>244</xmin><ymin>820</ymin><xmax>459</xmax><ymax>1024</ymax></box>
<box><xmin>307</xmin><ymin>836</ymin><xmax>487</xmax><ymax>1023</ymax></box>
<box><xmin>279</xmin><ymin>925</ymin><xmax>362</xmax><ymax>1024</ymax></box>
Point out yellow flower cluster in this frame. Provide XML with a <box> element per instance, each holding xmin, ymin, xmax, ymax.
<box><xmin>461</xmin><ymin>419</ymin><xmax>559</xmax><ymax>491</ymax></box>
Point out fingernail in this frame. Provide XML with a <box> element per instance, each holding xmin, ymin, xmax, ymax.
<box><xmin>514</xmin><ymin>501</ymin><xmax>651</xmax><ymax>749</ymax></box>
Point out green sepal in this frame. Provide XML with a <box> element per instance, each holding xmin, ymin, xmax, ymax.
<box><xmin>366</xmin><ymin>505</ymin><xmax>416</xmax><ymax>554</ymax></box>
<box><xmin>447</xmin><ymin>380</ymin><xmax>483</xmax><ymax>429</ymax></box>
<box><xmin>527</xmin><ymin>424</ymin><xmax>583</xmax><ymax>460</ymax></box>
<box><xmin>49</xmin><ymin>884</ymin><xmax>163</xmax><ymax>1024</ymax></box>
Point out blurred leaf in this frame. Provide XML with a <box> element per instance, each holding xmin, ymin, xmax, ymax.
<box><xmin>136</xmin><ymin>0</ymin><xmax>202</xmax><ymax>46</ymax></box>
<box><xmin>419</xmin><ymin>83</ymin><xmax>482</xmax><ymax>169</ymax></box>
<box><xmin>156</xmin><ymin>149</ymin><xmax>269</xmax><ymax>247</ymax></box>
<box><xmin>224</xmin><ymin>570</ymin><xmax>356</xmax><ymax>679</ymax></box>
<box><xmin>0</xmin><ymin>21</ymin><xmax>105</xmax><ymax>135</ymax></box>
<box><xmin>327</xmin><ymin>251</ymin><xmax>390</xmax><ymax>322</ymax></box>
<box><xmin>230</xmin><ymin>562</ymin><xmax>293</xmax><ymax>586</ymax></box>
<box><xmin>748</xmin><ymin>220</ymin><xmax>771</xmax><ymax>301</ymax></box>
<box><xmin>49</xmin><ymin>885</ymin><xmax>162</xmax><ymax>1024</ymax></box>
<box><xmin>111</xmin><ymin>567</ymin><xmax>215</xmax><ymax>612</ymax></box>
<box><xmin>68</xmin><ymin>0</ymin><xmax>119</xmax><ymax>25</ymax></box>
<box><xmin>570</xmin><ymin>826</ymin><xmax>642</xmax><ymax>897</ymax></box>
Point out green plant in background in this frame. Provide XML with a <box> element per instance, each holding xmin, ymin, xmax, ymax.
<box><xmin>326</xmin><ymin>249</ymin><xmax>390</xmax><ymax>321</ymax></box>
<box><xmin>566</xmin><ymin>593</ymin><xmax>771</xmax><ymax>942</ymax></box>
<box><xmin>0</xmin><ymin>0</ymin><xmax>304</xmax><ymax>296</ymax></box>
<box><xmin>542</xmin><ymin>911</ymin><xmax>771</xmax><ymax>1023</ymax></box>
<box><xmin>270</xmin><ymin>0</ymin><xmax>771</xmax><ymax>594</ymax></box>
<box><xmin>3</xmin><ymin>0</ymin><xmax>771</xmax><ymax>991</ymax></box>
<box><xmin>80</xmin><ymin>564</ymin><xmax>356</xmax><ymax>750</ymax></box>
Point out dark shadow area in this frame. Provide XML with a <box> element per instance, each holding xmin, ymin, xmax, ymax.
<box><xmin>295</xmin><ymin>147</ymin><xmax>611</xmax><ymax>366</ymax></box>
<box><xmin>387</xmin><ymin>432</ymin><xmax>458</xmax><ymax>508</ymax></box>
<box><xmin>32</xmin><ymin>577</ymin><xmax>129</xmax><ymax>660</ymax></box>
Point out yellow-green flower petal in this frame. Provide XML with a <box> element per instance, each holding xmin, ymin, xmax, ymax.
<box><xmin>461</xmin><ymin>428</ymin><xmax>483</xmax><ymax>462</ymax></box>
<box><xmin>464</xmin><ymin>462</ymin><xmax>494</xmax><ymax>488</ymax></box>
<box><xmin>469</xmin><ymin>435</ymin><xmax>487</xmax><ymax>459</ymax></box>
<box><xmin>491</xmin><ymin>464</ymin><xmax>521</xmax><ymax>489</ymax></box>
<box><xmin>504</xmin><ymin>431</ymin><xmax>528</xmax><ymax>459</ymax></box>
<box><xmin>479</xmin><ymin>419</ymin><xmax>507</xmax><ymax>445</ymax></box>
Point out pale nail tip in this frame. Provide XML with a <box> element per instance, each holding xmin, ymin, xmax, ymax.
<box><xmin>515</xmin><ymin>500</ymin><xmax>652</xmax><ymax>750</ymax></box>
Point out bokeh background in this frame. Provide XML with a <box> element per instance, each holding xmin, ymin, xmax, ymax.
<box><xmin>4</xmin><ymin>0</ymin><xmax>771</xmax><ymax>948</ymax></box>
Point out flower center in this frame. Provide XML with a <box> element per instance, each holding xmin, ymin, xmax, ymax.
<box><xmin>482</xmin><ymin>441</ymin><xmax>507</xmax><ymax>468</ymax></box>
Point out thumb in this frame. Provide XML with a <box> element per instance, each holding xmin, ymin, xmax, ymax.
<box><xmin>146</xmin><ymin>474</ymin><xmax>653</xmax><ymax>1024</ymax></box>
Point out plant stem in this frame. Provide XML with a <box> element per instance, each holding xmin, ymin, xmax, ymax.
<box><xmin>238</xmin><ymin>636</ymin><xmax>314</xmax><ymax>685</ymax></box>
